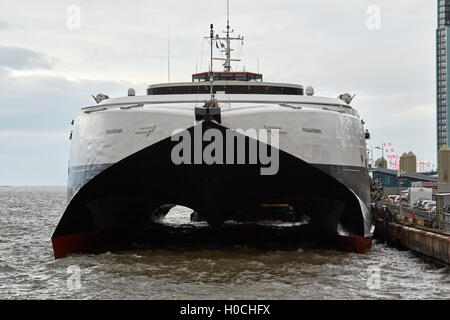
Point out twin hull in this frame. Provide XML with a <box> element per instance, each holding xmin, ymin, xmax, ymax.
<box><xmin>52</xmin><ymin>99</ymin><xmax>372</xmax><ymax>258</ymax></box>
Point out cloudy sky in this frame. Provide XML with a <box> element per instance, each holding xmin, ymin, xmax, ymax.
<box><xmin>0</xmin><ymin>0</ymin><xmax>437</xmax><ymax>185</ymax></box>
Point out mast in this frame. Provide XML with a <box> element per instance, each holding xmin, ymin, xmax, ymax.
<box><xmin>210</xmin><ymin>0</ymin><xmax>244</xmax><ymax>72</ymax></box>
<box><xmin>209</xmin><ymin>24</ymin><xmax>214</xmax><ymax>98</ymax></box>
<box><xmin>224</xmin><ymin>0</ymin><xmax>231</xmax><ymax>72</ymax></box>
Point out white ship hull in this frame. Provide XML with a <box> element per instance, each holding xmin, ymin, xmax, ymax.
<box><xmin>68</xmin><ymin>94</ymin><xmax>369</xmax><ymax>199</ymax></box>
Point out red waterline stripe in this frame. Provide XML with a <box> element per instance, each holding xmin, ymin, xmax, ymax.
<box><xmin>51</xmin><ymin>232</ymin><xmax>96</xmax><ymax>259</ymax></box>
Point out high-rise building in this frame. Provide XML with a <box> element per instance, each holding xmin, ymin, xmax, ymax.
<box><xmin>437</xmin><ymin>0</ymin><xmax>450</xmax><ymax>154</ymax></box>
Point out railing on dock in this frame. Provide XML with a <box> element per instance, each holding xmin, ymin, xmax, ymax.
<box><xmin>440</xmin><ymin>212</ymin><xmax>450</xmax><ymax>232</ymax></box>
<box><xmin>380</xmin><ymin>202</ymin><xmax>450</xmax><ymax>234</ymax></box>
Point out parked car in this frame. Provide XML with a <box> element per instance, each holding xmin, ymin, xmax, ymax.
<box><xmin>414</xmin><ymin>199</ymin><xmax>432</xmax><ymax>210</ymax></box>
<box><xmin>424</xmin><ymin>201</ymin><xmax>436</xmax><ymax>211</ymax></box>
<box><xmin>420</xmin><ymin>200</ymin><xmax>432</xmax><ymax>209</ymax></box>
<box><xmin>388</xmin><ymin>195</ymin><xmax>399</xmax><ymax>203</ymax></box>
<box><xmin>414</xmin><ymin>198</ymin><xmax>427</xmax><ymax>208</ymax></box>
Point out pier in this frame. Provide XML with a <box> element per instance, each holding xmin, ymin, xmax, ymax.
<box><xmin>373</xmin><ymin>203</ymin><xmax>450</xmax><ymax>264</ymax></box>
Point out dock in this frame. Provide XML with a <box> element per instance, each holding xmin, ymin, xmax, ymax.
<box><xmin>373</xmin><ymin>203</ymin><xmax>450</xmax><ymax>264</ymax></box>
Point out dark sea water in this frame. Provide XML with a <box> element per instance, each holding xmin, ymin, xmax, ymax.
<box><xmin>0</xmin><ymin>186</ymin><xmax>449</xmax><ymax>300</ymax></box>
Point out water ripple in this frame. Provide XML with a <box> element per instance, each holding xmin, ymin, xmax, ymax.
<box><xmin>0</xmin><ymin>186</ymin><xmax>449</xmax><ymax>299</ymax></box>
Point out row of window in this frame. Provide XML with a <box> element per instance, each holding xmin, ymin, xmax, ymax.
<box><xmin>372</xmin><ymin>172</ymin><xmax>416</xmax><ymax>188</ymax></box>
<box><xmin>438</xmin><ymin>26</ymin><xmax>448</xmax><ymax>98</ymax></box>
<box><xmin>439</xmin><ymin>19</ymin><xmax>450</xmax><ymax>26</ymax></box>
<box><xmin>147</xmin><ymin>85</ymin><xmax>304</xmax><ymax>96</ymax></box>
<box><xmin>192</xmin><ymin>73</ymin><xmax>263</xmax><ymax>82</ymax></box>
<box><xmin>438</xmin><ymin>28</ymin><xmax>447</xmax><ymax>36</ymax></box>
<box><xmin>439</xmin><ymin>2</ymin><xmax>450</xmax><ymax>14</ymax></box>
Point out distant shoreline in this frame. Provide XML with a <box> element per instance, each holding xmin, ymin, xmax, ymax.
<box><xmin>0</xmin><ymin>185</ymin><xmax>66</xmax><ymax>188</ymax></box>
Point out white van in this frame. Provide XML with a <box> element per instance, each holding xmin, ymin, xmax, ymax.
<box><xmin>408</xmin><ymin>188</ymin><xmax>432</xmax><ymax>206</ymax></box>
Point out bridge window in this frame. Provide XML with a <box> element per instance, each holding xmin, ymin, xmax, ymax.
<box><xmin>192</xmin><ymin>72</ymin><xmax>263</xmax><ymax>82</ymax></box>
<box><xmin>147</xmin><ymin>84</ymin><xmax>303</xmax><ymax>95</ymax></box>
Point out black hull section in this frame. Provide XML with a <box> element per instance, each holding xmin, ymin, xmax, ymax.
<box><xmin>52</xmin><ymin>122</ymin><xmax>371</xmax><ymax>258</ymax></box>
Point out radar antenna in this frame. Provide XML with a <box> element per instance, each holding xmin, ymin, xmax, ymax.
<box><xmin>206</xmin><ymin>0</ymin><xmax>244</xmax><ymax>72</ymax></box>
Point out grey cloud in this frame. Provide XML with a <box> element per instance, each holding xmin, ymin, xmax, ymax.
<box><xmin>0</xmin><ymin>0</ymin><xmax>439</xmax><ymax>184</ymax></box>
<box><xmin>0</xmin><ymin>70</ymin><xmax>143</xmax><ymax>185</ymax></box>
<box><xmin>0</xmin><ymin>69</ymin><xmax>145</xmax><ymax>131</ymax></box>
<box><xmin>0</xmin><ymin>21</ymin><xmax>10</xmax><ymax>29</ymax></box>
<box><xmin>0</xmin><ymin>45</ymin><xmax>53</xmax><ymax>70</ymax></box>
